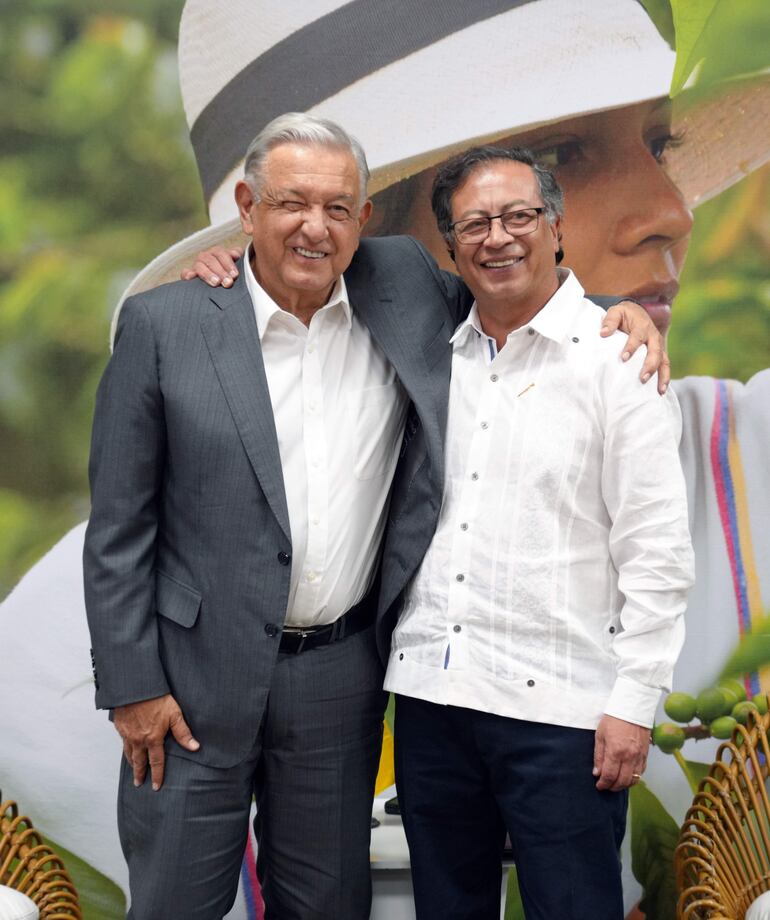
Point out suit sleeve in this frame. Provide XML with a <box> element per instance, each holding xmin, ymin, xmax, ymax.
<box><xmin>83</xmin><ymin>296</ymin><xmax>170</xmax><ymax>710</ymax></box>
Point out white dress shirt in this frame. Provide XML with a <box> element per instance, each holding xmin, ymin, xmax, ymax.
<box><xmin>244</xmin><ymin>253</ymin><xmax>408</xmax><ymax>626</ymax></box>
<box><xmin>385</xmin><ymin>270</ymin><xmax>694</xmax><ymax>729</ymax></box>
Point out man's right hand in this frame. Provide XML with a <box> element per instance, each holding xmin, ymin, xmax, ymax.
<box><xmin>114</xmin><ymin>694</ymin><xmax>200</xmax><ymax>791</ymax></box>
<box><xmin>180</xmin><ymin>246</ymin><xmax>244</xmax><ymax>287</ymax></box>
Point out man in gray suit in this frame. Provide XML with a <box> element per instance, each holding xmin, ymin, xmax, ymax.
<box><xmin>84</xmin><ymin>114</ymin><xmax>660</xmax><ymax>920</ymax></box>
<box><xmin>84</xmin><ymin>113</ymin><xmax>473</xmax><ymax>920</ymax></box>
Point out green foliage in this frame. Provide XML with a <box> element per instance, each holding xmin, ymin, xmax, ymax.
<box><xmin>669</xmin><ymin>0</ymin><xmax>720</xmax><ymax>95</ymax></box>
<box><xmin>668</xmin><ymin>166</ymin><xmax>770</xmax><ymax>381</ymax></box>
<box><xmin>630</xmin><ymin>782</ymin><xmax>680</xmax><ymax>920</ymax></box>
<box><xmin>41</xmin><ymin>832</ymin><xmax>125</xmax><ymax>918</ymax></box>
<box><xmin>0</xmin><ymin>0</ymin><xmax>206</xmax><ymax>597</ymax></box>
<box><xmin>504</xmin><ymin>866</ymin><xmax>525</xmax><ymax>920</ymax></box>
<box><xmin>682</xmin><ymin>0</ymin><xmax>770</xmax><ymax>92</ymax></box>
<box><xmin>643</xmin><ymin>0</ymin><xmax>770</xmax><ymax>94</ymax></box>
<box><xmin>639</xmin><ymin>0</ymin><xmax>676</xmax><ymax>47</ymax></box>
<box><xmin>683</xmin><ymin>758</ymin><xmax>711</xmax><ymax>789</ymax></box>
<box><xmin>719</xmin><ymin>616</ymin><xmax>770</xmax><ymax>679</ymax></box>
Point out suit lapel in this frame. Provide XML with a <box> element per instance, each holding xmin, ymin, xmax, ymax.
<box><xmin>201</xmin><ymin>277</ymin><xmax>291</xmax><ymax>543</ymax></box>
<box><xmin>347</xmin><ymin>259</ymin><xmax>452</xmax><ymax>488</ymax></box>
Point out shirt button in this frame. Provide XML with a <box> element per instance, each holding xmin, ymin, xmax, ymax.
<box><xmin>527</xmin><ymin>679</ymin><xmax>535</xmax><ymax>687</ymax></box>
<box><xmin>265</xmin><ymin>623</ymin><xmax>279</xmax><ymax>637</ymax></box>
<box><xmin>453</xmin><ymin>625</ymin><xmax>462</xmax><ymax>633</ymax></box>
<box><xmin>399</xmin><ymin>653</ymin><xmax>404</xmax><ymax>661</ymax></box>
<box><xmin>307</xmin><ymin>344</ymin><xmax>316</xmax><ymax>354</ymax></box>
<box><xmin>460</xmin><ymin>523</ymin><xmax>469</xmax><ymax>531</ymax></box>
<box><xmin>609</xmin><ymin>626</ymin><xmax>616</xmax><ymax>634</ymax></box>
<box><xmin>306</xmin><ymin>571</ymin><xmax>317</xmax><ymax>582</ymax></box>
<box><xmin>572</xmin><ymin>336</ymin><xmax>580</xmax><ymax>343</ymax></box>
<box><xmin>471</xmin><ymin>472</ymin><xmax>479</xmax><ymax>481</ymax></box>
<box><xmin>277</xmin><ymin>551</ymin><xmax>291</xmax><ymax>565</ymax></box>
<box><xmin>490</xmin><ymin>374</ymin><xmax>499</xmax><ymax>382</ymax></box>
<box><xmin>480</xmin><ymin>421</ymin><xmax>489</xmax><ymax>430</ymax></box>
<box><xmin>528</xmin><ymin>328</ymin><xmax>535</xmax><ymax>336</ymax></box>
<box><xmin>455</xmin><ymin>574</ymin><xmax>465</xmax><ymax>582</ymax></box>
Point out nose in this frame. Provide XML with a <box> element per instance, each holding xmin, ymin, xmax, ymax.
<box><xmin>612</xmin><ymin>153</ymin><xmax>693</xmax><ymax>254</ymax></box>
<box><xmin>301</xmin><ymin>206</ymin><xmax>330</xmax><ymax>241</ymax></box>
<box><xmin>485</xmin><ymin>215</ymin><xmax>513</xmax><ymax>247</ymax></box>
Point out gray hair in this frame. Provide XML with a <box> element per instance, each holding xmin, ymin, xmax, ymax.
<box><xmin>431</xmin><ymin>145</ymin><xmax>565</xmax><ymax>262</ymax></box>
<box><xmin>243</xmin><ymin>112</ymin><xmax>370</xmax><ymax>204</ymax></box>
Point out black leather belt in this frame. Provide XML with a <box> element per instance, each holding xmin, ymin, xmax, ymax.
<box><xmin>279</xmin><ymin>591</ymin><xmax>376</xmax><ymax>654</ymax></box>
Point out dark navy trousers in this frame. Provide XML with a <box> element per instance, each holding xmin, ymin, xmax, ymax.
<box><xmin>394</xmin><ymin>695</ymin><xmax>628</xmax><ymax>920</ymax></box>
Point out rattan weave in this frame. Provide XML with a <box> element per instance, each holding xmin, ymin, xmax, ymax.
<box><xmin>0</xmin><ymin>796</ymin><xmax>81</xmax><ymax>919</ymax></box>
<box><xmin>675</xmin><ymin>708</ymin><xmax>770</xmax><ymax>919</ymax></box>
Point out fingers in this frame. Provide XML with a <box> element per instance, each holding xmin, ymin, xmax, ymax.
<box><xmin>147</xmin><ymin>740</ymin><xmax>166</xmax><ymax>791</ymax></box>
<box><xmin>169</xmin><ymin>710</ymin><xmax>200</xmax><ymax>753</ymax></box>
<box><xmin>131</xmin><ymin>745</ymin><xmax>149</xmax><ymax>788</ymax></box>
<box><xmin>114</xmin><ymin>694</ymin><xmax>198</xmax><ymax>792</ymax></box>
<box><xmin>637</xmin><ymin>327</ymin><xmax>664</xmax><ymax>388</ymax></box>
<box><xmin>594</xmin><ymin>748</ymin><xmax>621</xmax><ymax>791</ymax></box>
<box><xmin>594</xmin><ymin>716</ymin><xmax>650</xmax><ymax>790</ymax></box>
<box><xmin>600</xmin><ymin>310</ymin><xmax>621</xmax><ymax>337</ymax></box>
<box><xmin>657</xmin><ymin>351</ymin><xmax>671</xmax><ymax>395</ymax></box>
<box><xmin>592</xmin><ymin>731</ymin><xmax>606</xmax><ymax>784</ymax></box>
<box><xmin>182</xmin><ymin>246</ymin><xmax>243</xmax><ymax>287</ymax></box>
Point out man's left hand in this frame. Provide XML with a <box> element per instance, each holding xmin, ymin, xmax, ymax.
<box><xmin>601</xmin><ymin>301</ymin><xmax>670</xmax><ymax>395</ymax></box>
<box><xmin>593</xmin><ymin>714</ymin><xmax>650</xmax><ymax>791</ymax></box>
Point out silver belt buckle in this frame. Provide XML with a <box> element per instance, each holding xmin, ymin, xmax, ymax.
<box><xmin>282</xmin><ymin>625</ymin><xmax>315</xmax><ymax>654</ymax></box>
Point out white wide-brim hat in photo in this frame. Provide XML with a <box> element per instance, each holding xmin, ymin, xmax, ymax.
<box><xmin>118</xmin><ymin>0</ymin><xmax>770</xmax><ymax>317</ymax></box>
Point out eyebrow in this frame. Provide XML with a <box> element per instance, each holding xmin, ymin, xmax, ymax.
<box><xmin>276</xmin><ymin>187</ymin><xmax>356</xmax><ymax>202</ymax></box>
<box><xmin>455</xmin><ymin>199</ymin><xmax>535</xmax><ymax>219</ymax></box>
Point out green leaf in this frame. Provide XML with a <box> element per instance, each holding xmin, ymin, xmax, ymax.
<box><xmin>684</xmin><ymin>759</ymin><xmax>711</xmax><ymax>789</ymax></box>
<box><xmin>385</xmin><ymin>692</ymin><xmax>396</xmax><ymax>734</ymax></box>
<box><xmin>504</xmin><ymin>865</ymin><xmax>526</xmax><ymax>920</ymax></box>
<box><xmin>719</xmin><ymin>618</ymin><xmax>770</xmax><ymax>679</ymax></box>
<box><xmin>630</xmin><ymin>782</ymin><xmax>680</xmax><ymax>920</ymax></box>
<box><xmin>669</xmin><ymin>0</ymin><xmax>720</xmax><ymax>95</ymax></box>
<box><xmin>639</xmin><ymin>0</ymin><xmax>676</xmax><ymax>48</ymax></box>
<box><xmin>40</xmin><ymin>832</ymin><xmax>126</xmax><ymax>919</ymax></box>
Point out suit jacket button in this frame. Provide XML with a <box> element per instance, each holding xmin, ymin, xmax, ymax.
<box><xmin>265</xmin><ymin>623</ymin><xmax>279</xmax><ymax>637</ymax></box>
<box><xmin>277</xmin><ymin>551</ymin><xmax>291</xmax><ymax>566</ymax></box>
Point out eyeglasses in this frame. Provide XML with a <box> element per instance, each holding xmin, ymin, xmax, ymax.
<box><xmin>451</xmin><ymin>207</ymin><xmax>546</xmax><ymax>244</ymax></box>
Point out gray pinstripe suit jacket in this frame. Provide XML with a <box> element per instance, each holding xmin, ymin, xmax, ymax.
<box><xmin>83</xmin><ymin>235</ymin><xmax>469</xmax><ymax>768</ymax></box>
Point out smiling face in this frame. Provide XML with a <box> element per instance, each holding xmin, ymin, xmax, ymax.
<box><xmin>448</xmin><ymin>160</ymin><xmax>561</xmax><ymax>323</ymax></box>
<box><xmin>373</xmin><ymin>99</ymin><xmax>694</xmax><ymax>335</ymax></box>
<box><xmin>235</xmin><ymin>142</ymin><xmax>371</xmax><ymax>317</ymax></box>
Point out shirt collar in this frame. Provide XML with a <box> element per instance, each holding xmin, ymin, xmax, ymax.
<box><xmin>449</xmin><ymin>301</ymin><xmax>486</xmax><ymax>347</ymax></box>
<box><xmin>243</xmin><ymin>246</ymin><xmax>352</xmax><ymax>340</ymax></box>
<box><xmin>450</xmin><ymin>268</ymin><xmax>585</xmax><ymax>348</ymax></box>
<box><xmin>528</xmin><ymin>269</ymin><xmax>585</xmax><ymax>343</ymax></box>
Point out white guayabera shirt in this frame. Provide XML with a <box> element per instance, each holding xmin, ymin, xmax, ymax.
<box><xmin>244</xmin><ymin>251</ymin><xmax>408</xmax><ymax>627</ymax></box>
<box><xmin>385</xmin><ymin>269</ymin><xmax>694</xmax><ymax>730</ymax></box>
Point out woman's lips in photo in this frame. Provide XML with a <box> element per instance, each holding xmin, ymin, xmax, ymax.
<box><xmin>628</xmin><ymin>282</ymin><xmax>680</xmax><ymax>332</ymax></box>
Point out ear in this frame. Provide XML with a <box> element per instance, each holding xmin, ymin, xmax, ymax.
<box><xmin>549</xmin><ymin>215</ymin><xmax>561</xmax><ymax>254</ymax></box>
<box><xmin>357</xmin><ymin>198</ymin><xmax>373</xmax><ymax>232</ymax></box>
<box><xmin>235</xmin><ymin>181</ymin><xmax>257</xmax><ymax>236</ymax></box>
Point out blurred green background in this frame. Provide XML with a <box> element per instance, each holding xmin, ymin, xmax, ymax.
<box><xmin>1</xmin><ymin>0</ymin><xmax>769</xmax><ymax>600</ymax></box>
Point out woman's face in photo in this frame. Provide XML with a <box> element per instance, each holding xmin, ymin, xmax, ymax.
<box><xmin>375</xmin><ymin>100</ymin><xmax>694</xmax><ymax>335</ymax></box>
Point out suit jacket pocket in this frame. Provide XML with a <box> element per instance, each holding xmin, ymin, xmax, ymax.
<box><xmin>156</xmin><ymin>570</ymin><xmax>202</xmax><ymax>628</ymax></box>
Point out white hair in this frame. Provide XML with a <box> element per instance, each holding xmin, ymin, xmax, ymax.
<box><xmin>243</xmin><ymin>112</ymin><xmax>370</xmax><ymax>203</ymax></box>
